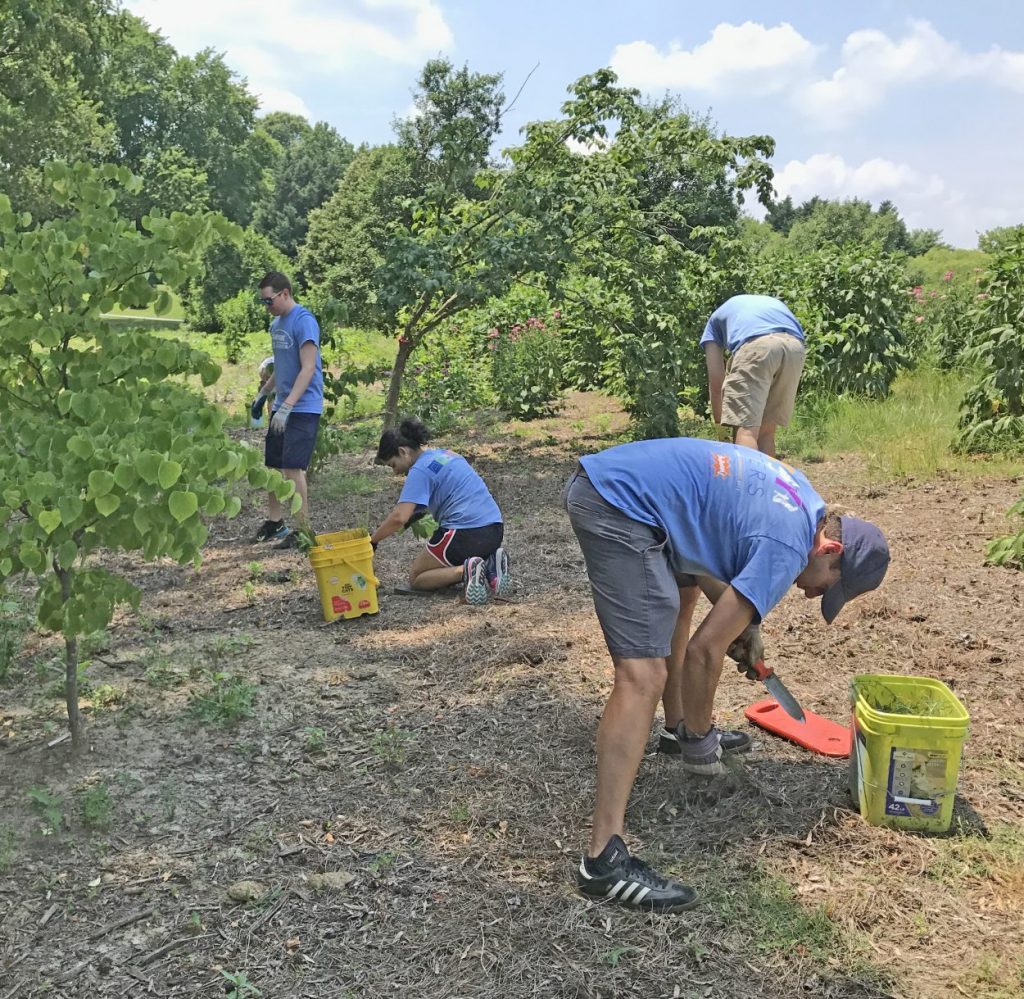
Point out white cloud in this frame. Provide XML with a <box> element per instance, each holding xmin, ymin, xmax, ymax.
<box><xmin>773</xmin><ymin>153</ymin><xmax>946</xmax><ymax>204</ymax></box>
<box><xmin>767</xmin><ymin>152</ymin><xmax>1024</xmax><ymax>247</ymax></box>
<box><xmin>124</xmin><ymin>0</ymin><xmax>453</xmax><ymax>115</ymax></box>
<box><xmin>564</xmin><ymin>135</ymin><xmax>608</xmax><ymax>156</ymax></box>
<box><xmin>795</xmin><ymin>20</ymin><xmax>1024</xmax><ymax>128</ymax></box>
<box><xmin>610</xmin><ymin>21</ymin><xmax>820</xmax><ymax>96</ymax></box>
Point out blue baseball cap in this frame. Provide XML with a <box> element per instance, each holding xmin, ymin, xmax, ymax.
<box><xmin>821</xmin><ymin>516</ymin><xmax>890</xmax><ymax>623</ymax></box>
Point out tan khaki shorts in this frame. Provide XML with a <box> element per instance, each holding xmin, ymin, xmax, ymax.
<box><xmin>720</xmin><ymin>332</ymin><xmax>805</xmax><ymax>429</ymax></box>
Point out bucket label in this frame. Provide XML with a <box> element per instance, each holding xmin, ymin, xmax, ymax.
<box><xmin>885</xmin><ymin>748</ymin><xmax>946</xmax><ymax>817</ymax></box>
<box><xmin>358</xmin><ymin>599</ymin><xmax>371</xmax><ymax>609</ymax></box>
<box><xmin>331</xmin><ymin>596</ymin><xmax>352</xmax><ymax>614</ymax></box>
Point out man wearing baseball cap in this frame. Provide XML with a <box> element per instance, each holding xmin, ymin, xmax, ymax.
<box><xmin>563</xmin><ymin>437</ymin><xmax>889</xmax><ymax>913</ymax></box>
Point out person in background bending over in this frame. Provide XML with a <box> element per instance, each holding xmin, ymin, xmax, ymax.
<box><xmin>702</xmin><ymin>293</ymin><xmax>806</xmax><ymax>458</ymax></box>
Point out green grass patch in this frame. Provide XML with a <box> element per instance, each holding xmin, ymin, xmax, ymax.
<box><xmin>709</xmin><ymin>864</ymin><xmax>840</xmax><ymax>960</ymax></box>
<box><xmin>315</xmin><ymin>468</ymin><xmax>383</xmax><ymax>503</ymax></box>
<box><xmin>926</xmin><ymin>823</ymin><xmax>1024</xmax><ymax>887</ymax></box>
<box><xmin>186</xmin><ymin>673</ymin><xmax>257</xmax><ymax>726</ymax></box>
<box><xmin>779</xmin><ymin>366</ymin><xmax>1022</xmax><ymax>480</ymax></box>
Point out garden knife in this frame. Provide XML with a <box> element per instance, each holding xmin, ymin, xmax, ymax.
<box><xmin>748</xmin><ymin>659</ymin><xmax>806</xmax><ymax>723</ymax></box>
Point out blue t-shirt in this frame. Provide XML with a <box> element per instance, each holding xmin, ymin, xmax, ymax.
<box><xmin>270</xmin><ymin>303</ymin><xmax>323</xmax><ymax>414</ymax></box>
<box><xmin>398</xmin><ymin>449</ymin><xmax>502</xmax><ymax>530</ymax></box>
<box><xmin>700</xmin><ymin>294</ymin><xmax>805</xmax><ymax>354</ymax></box>
<box><xmin>580</xmin><ymin>438</ymin><xmax>826</xmax><ymax>621</ymax></box>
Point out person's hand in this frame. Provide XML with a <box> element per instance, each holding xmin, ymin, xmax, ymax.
<box><xmin>270</xmin><ymin>402</ymin><xmax>293</xmax><ymax>436</ymax></box>
<box><xmin>371</xmin><ymin>539</ymin><xmax>379</xmax><ymax>552</ymax></box>
<box><xmin>250</xmin><ymin>394</ymin><xmax>267</xmax><ymax>421</ymax></box>
<box><xmin>726</xmin><ymin>623</ymin><xmax>764</xmax><ymax>679</ymax></box>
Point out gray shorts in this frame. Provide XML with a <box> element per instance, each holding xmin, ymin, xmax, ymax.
<box><xmin>563</xmin><ymin>468</ymin><xmax>691</xmax><ymax>659</ymax></box>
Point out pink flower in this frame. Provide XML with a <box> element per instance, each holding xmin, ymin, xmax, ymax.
<box><xmin>915</xmin><ymin>315</ymin><xmax>925</xmax><ymax>323</ymax></box>
<box><xmin>487</xmin><ymin>328</ymin><xmax>499</xmax><ymax>338</ymax></box>
<box><xmin>976</xmin><ymin>292</ymin><xmax>989</xmax><ymax>300</ymax></box>
<box><xmin>511</xmin><ymin>324</ymin><xmax>522</xmax><ymax>334</ymax></box>
<box><xmin>553</xmin><ymin>309</ymin><xmax>561</xmax><ymax>319</ymax></box>
<box><xmin>943</xmin><ymin>270</ymin><xmax>954</xmax><ymax>281</ymax></box>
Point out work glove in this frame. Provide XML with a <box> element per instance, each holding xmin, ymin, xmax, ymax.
<box><xmin>726</xmin><ymin>623</ymin><xmax>764</xmax><ymax>680</ymax></box>
<box><xmin>675</xmin><ymin>724</ymin><xmax>727</xmax><ymax>776</ymax></box>
<box><xmin>269</xmin><ymin>402</ymin><xmax>293</xmax><ymax>436</ymax></box>
<box><xmin>250</xmin><ymin>394</ymin><xmax>268</xmax><ymax>422</ymax></box>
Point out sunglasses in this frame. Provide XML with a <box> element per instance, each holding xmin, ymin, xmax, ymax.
<box><xmin>259</xmin><ymin>289</ymin><xmax>286</xmax><ymax>306</ymax></box>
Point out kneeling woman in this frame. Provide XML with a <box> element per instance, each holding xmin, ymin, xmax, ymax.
<box><xmin>371</xmin><ymin>419</ymin><xmax>510</xmax><ymax>605</ymax></box>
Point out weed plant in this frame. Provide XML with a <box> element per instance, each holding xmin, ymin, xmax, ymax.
<box><xmin>187</xmin><ymin>674</ymin><xmax>257</xmax><ymax>726</ymax></box>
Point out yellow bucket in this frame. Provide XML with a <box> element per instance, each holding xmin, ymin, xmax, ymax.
<box><xmin>849</xmin><ymin>674</ymin><xmax>969</xmax><ymax>832</ymax></box>
<box><xmin>308</xmin><ymin>529</ymin><xmax>379</xmax><ymax>622</ymax></box>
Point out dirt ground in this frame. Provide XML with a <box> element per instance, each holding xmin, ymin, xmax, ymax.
<box><xmin>2</xmin><ymin>394</ymin><xmax>1023</xmax><ymax>999</ymax></box>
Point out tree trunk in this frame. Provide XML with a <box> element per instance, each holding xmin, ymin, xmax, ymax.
<box><xmin>58</xmin><ymin>569</ymin><xmax>84</xmax><ymax>752</ymax></box>
<box><xmin>65</xmin><ymin>633</ymin><xmax>84</xmax><ymax>752</ymax></box>
<box><xmin>383</xmin><ymin>338</ymin><xmax>416</xmax><ymax>430</ymax></box>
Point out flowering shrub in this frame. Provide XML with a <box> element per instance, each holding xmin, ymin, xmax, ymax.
<box><xmin>489</xmin><ymin>312</ymin><xmax>564</xmax><ymax>419</ymax></box>
<box><xmin>907</xmin><ymin>271</ymin><xmax>984</xmax><ymax>369</ymax></box>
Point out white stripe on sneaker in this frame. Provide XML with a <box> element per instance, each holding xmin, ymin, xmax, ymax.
<box><xmin>619</xmin><ymin>883</ymin><xmax>640</xmax><ymax>902</ymax></box>
<box><xmin>606</xmin><ymin>880</ymin><xmax>627</xmax><ymax>898</ymax></box>
<box><xmin>578</xmin><ymin>860</ymin><xmax>592</xmax><ymax>881</ymax></box>
<box><xmin>632</xmin><ymin>886</ymin><xmax>651</xmax><ymax>904</ymax></box>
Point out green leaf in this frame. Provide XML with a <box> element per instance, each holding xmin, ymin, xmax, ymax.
<box><xmin>95</xmin><ymin>494</ymin><xmax>121</xmax><ymax>517</ymax></box>
<box><xmin>38</xmin><ymin>510</ymin><xmax>62</xmax><ymax>534</ymax></box>
<box><xmin>158</xmin><ymin>459</ymin><xmax>183</xmax><ymax>490</ymax></box>
<box><xmin>136</xmin><ymin>452</ymin><xmax>162</xmax><ymax>485</ymax></box>
<box><xmin>114</xmin><ymin>463</ymin><xmax>136</xmax><ymax>489</ymax></box>
<box><xmin>224</xmin><ymin>496</ymin><xmax>242</xmax><ymax>518</ymax></box>
<box><xmin>57</xmin><ymin>540</ymin><xmax>78</xmax><ymax>567</ymax></box>
<box><xmin>87</xmin><ymin>470</ymin><xmax>116</xmax><ymax>498</ymax></box>
<box><xmin>67</xmin><ymin>436</ymin><xmax>94</xmax><ymax>460</ymax></box>
<box><xmin>168</xmin><ymin>491</ymin><xmax>199</xmax><ymax>524</ymax></box>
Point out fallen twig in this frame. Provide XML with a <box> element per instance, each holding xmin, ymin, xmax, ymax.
<box><xmin>88</xmin><ymin>906</ymin><xmax>156</xmax><ymax>941</ymax></box>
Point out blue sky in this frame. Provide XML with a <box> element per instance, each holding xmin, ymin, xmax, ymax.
<box><xmin>124</xmin><ymin>0</ymin><xmax>1024</xmax><ymax>247</ymax></box>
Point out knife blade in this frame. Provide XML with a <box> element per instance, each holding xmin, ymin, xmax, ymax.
<box><xmin>748</xmin><ymin>659</ymin><xmax>806</xmax><ymax>723</ymax></box>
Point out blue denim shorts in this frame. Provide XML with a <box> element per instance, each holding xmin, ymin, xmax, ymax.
<box><xmin>563</xmin><ymin>467</ymin><xmax>683</xmax><ymax>659</ymax></box>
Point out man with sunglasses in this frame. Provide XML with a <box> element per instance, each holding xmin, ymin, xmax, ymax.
<box><xmin>251</xmin><ymin>271</ymin><xmax>324</xmax><ymax>549</ymax></box>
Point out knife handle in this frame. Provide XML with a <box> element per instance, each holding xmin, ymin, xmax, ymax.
<box><xmin>748</xmin><ymin>659</ymin><xmax>773</xmax><ymax>682</ymax></box>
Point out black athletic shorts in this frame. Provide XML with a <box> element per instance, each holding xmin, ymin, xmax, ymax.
<box><xmin>426</xmin><ymin>522</ymin><xmax>503</xmax><ymax>567</ymax></box>
<box><xmin>265</xmin><ymin>412</ymin><xmax>321</xmax><ymax>471</ymax></box>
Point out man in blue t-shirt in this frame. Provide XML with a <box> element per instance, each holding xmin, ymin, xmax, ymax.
<box><xmin>250</xmin><ymin>271</ymin><xmax>324</xmax><ymax>549</ymax></box>
<box><xmin>701</xmin><ymin>294</ymin><xmax>806</xmax><ymax>458</ymax></box>
<box><xmin>564</xmin><ymin>438</ymin><xmax>888</xmax><ymax>913</ymax></box>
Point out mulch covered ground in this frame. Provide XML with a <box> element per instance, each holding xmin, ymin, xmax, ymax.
<box><xmin>2</xmin><ymin>396</ymin><xmax>1022</xmax><ymax>999</ymax></box>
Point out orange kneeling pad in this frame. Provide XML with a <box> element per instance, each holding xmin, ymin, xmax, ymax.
<box><xmin>745</xmin><ymin>699</ymin><xmax>851</xmax><ymax>757</ymax></box>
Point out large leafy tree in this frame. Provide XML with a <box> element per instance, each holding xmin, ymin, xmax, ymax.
<box><xmin>254</xmin><ymin>121</ymin><xmax>356</xmax><ymax>258</ymax></box>
<box><xmin>0</xmin><ymin>163</ymin><xmax>295</xmax><ymax>749</ymax></box>
<box><xmin>0</xmin><ymin>0</ymin><xmax>114</xmax><ymax>217</ymax></box>
<box><xmin>299</xmin><ymin>144</ymin><xmax>419</xmax><ymax>322</ymax></box>
<box><xmin>306</xmin><ymin>62</ymin><xmax>774</xmax><ymax>431</ymax></box>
